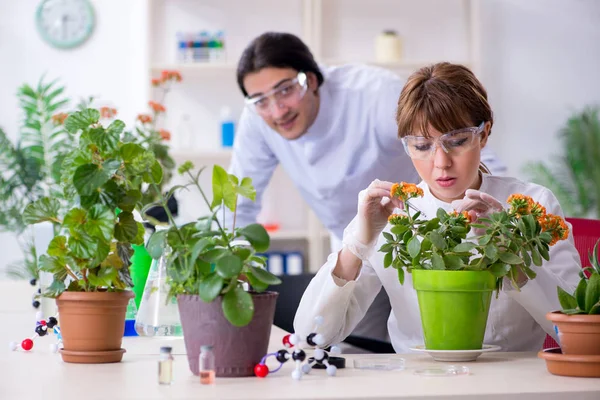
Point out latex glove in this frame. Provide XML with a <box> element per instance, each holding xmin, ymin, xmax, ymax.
<box><xmin>451</xmin><ymin>189</ymin><xmax>504</xmax><ymax>234</ymax></box>
<box><xmin>343</xmin><ymin>180</ymin><xmax>404</xmax><ymax>260</ymax></box>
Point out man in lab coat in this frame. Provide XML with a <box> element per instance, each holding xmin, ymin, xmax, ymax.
<box><xmin>228</xmin><ymin>32</ymin><xmax>506</xmax><ymax>348</ymax></box>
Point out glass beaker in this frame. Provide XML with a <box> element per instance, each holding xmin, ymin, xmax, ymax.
<box><xmin>134</xmin><ymin>241</ymin><xmax>183</xmax><ymax>337</ymax></box>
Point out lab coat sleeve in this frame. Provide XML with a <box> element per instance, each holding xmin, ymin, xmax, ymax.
<box><xmin>293</xmin><ymin>250</ymin><xmax>383</xmax><ymax>347</ymax></box>
<box><xmin>503</xmin><ymin>188</ymin><xmax>581</xmax><ymax>340</ymax></box>
<box><xmin>224</xmin><ymin>109</ymin><xmax>278</xmax><ymax>228</ymax></box>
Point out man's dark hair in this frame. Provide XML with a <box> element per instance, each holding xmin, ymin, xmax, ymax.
<box><xmin>236</xmin><ymin>32</ymin><xmax>324</xmax><ymax>97</ymax></box>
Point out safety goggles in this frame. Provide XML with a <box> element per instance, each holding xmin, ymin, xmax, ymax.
<box><xmin>401</xmin><ymin>122</ymin><xmax>485</xmax><ymax>160</ymax></box>
<box><xmin>245</xmin><ymin>72</ymin><xmax>308</xmax><ymax>116</ymax></box>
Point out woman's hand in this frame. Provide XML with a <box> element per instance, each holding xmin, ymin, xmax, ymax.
<box><xmin>356</xmin><ymin>179</ymin><xmax>404</xmax><ymax>246</ymax></box>
<box><xmin>451</xmin><ymin>189</ymin><xmax>503</xmax><ymax>234</ymax></box>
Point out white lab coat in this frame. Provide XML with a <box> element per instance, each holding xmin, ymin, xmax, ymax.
<box><xmin>294</xmin><ymin>174</ymin><xmax>581</xmax><ymax>352</ymax></box>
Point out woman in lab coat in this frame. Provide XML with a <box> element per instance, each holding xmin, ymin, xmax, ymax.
<box><xmin>293</xmin><ymin>62</ymin><xmax>581</xmax><ymax>353</ymax></box>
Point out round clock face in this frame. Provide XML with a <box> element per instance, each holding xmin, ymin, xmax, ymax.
<box><xmin>36</xmin><ymin>0</ymin><xmax>95</xmax><ymax>49</ymax></box>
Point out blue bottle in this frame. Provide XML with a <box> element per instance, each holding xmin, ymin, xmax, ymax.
<box><xmin>220</xmin><ymin>106</ymin><xmax>235</xmax><ymax>147</ymax></box>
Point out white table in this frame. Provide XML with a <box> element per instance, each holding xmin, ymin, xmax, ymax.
<box><xmin>1</xmin><ymin>280</ymin><xmax>599</xmax><ymax>400</ymax></box>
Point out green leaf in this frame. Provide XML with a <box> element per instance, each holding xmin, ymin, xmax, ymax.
<box><xmin>238</xmin><ymin>223</ymin><xmax>270</xmax><ymax>252</ymax></box>
<box><xmin>73</xmin><ymin>163</ymin><xmax>112</xmax><ymax>196</ymax></box>
<box><xmin>132</xmin><ymin>222</ymin><xmax>145</xmax><ymax>245</ymax></box>
<box><xmin>453</xmin><ymin>242</ymin><xmax>476</xmax><ymax>252</ymax></box>
<box><xmin>107</xmin><ymin>119</ymin><xmax>126</xmax><ymax>136</ymax></box>
<box><xmin>575</xmin><ymin>277</ymin><xmax>588</xmax><ymax>311</ymax></box>
<box><xmin>249</xmin><ymin>266</ymin><xmax>282</xmax><ymax>285</ymax></box>
<box><xmin>384</xmin><ymin>251</ymin><xmax>393</xmax><ymax>268</ymax></box>
<box><xmin>245</xmin><ymin>270</ymin><xmax>269</xmax><ymax>292</ymax></box>
<box><xmin>222</xmin><ymin>286</ymin><xmax>254</xmax><ymax>327</ymax></box>
<box><xmin>523</xmin><ymin>214</ymin><xmax>536</xmax><ymax>238</ymax></box>
<box><xmin>531</xmin><ymin>247</ymin><xmax>543</xmax><ymax>266</ymax></box>
<box><xmin>198</xmin><ymin>273</ymin><xmax>224</xmax><ymax>303</ymax></box>
<box><xmin>146</xmin><ymin>229</ymin><xmax>168</xmax><ymax>259</ymax></box>
<box><xmin>498</xmin><ymin>252</ymin><xmax>523</xmax><ymax>265</ymax></box>
<box><xmin>233</xmin><ymin>247</ymin><xmax>252</xmax><ymax>261</ymax></box>
<box><xmin>85</xmin><ymin>205</ymin><xmax>115</xmax><ymax>241</ymax></box>
<box><xmin>521</xmin><ymin>265</ymin><xmax>537</xmax><ymax>280</ymax></box>
<box><xmin>589</xmin><ymin>301</ymin><xmax>600</xmax><ymax>315</ymax></box>
<box><xmin>117</xmin><ymin>243</ymin><xmax>134</xmax><ymax>268</ymax></box>
<box><xmin>68</xmin><ymin>234</ymin><xmax>97</xmax><ymax>259</ymax></box>
<box><xmin>431</xmin><ymin>251</ymin><xmax>444</xmax><ymax>270</ymax></box>
<box><xmin>489</xmin><ymin>263</ymin><xmax>511</xmax><ymax>278</ymax></box>
<box><xmin>584</xmin><ymin>272</ymin><xmax>600</xmax><ymax>313</ymax></box>
<box><xmin>521</xmin><ymin>247</ymin><xmax>532</xmax><ymax>267</ymax></box>
<box><xmin>538</xmin><ymin>243</ymin><xmax>550</xmax><ymax>261</ymax></box>
<box><xmin>383</xmin><ymin>232</ymin><xmax>394</xmax><ymax>242</ymax></box>
<box><xmin>63</xmin><ymin>208</ymin><xmax>87</xmax><ymax>233</ymax></box>
<box><xmin>397</xmin><ymin>267</ymin><xmax>405</xmax><ymax>285</ymax></box>
<box><xmin>215</xmin><ymin>255</ymin><xmax>243</xmax><ymax>279</ymax></box>
<box><xmin>39</xmin><ymin>254</ymin><xmax>65</xmax><ymax>273</ymax></box>
<box><xmin>142</xmin><ymin>160</ymin><xmax>163</xmax><ymax>184</ymax></box>
<box><xmin>378</xmin><ymin>243</ymin><xmax>394</xmax><ymax>252</ymax></box>
<box><xmin>23</xmin><ymin>198</ymin><xmax>60</xmax><ymax>224</ymax></box>
<box><xmin>407</xmin><ymin>237</ymin><xmax>421</xmax><ymax>258</ymax></box>
<box><xmin>201</xmin><ymin>248</ymin><xmax>230</xmax><ymax>263</ymax></box>
<box><xmin>87</xmin><ymin>267</ymin><xmax>118</xmax><ymax>287</ymax></box>
<box><xmin>86</xmin><ymin>126</ymin><xmax>119</xmax><ymax>153</ymax></box>
<box><xmin>114</xmin><ymin>211</ymin><xmax>139</xmax><ymax>242</ymax></box>
<box><xmin>117</xmin><ymin>189</ymin><xmax>142</xmax><ymax>213</ymax></box>
<box><xmin>443</xmin><ymin>254</ymin><xmax>464</xmax><ymax>270</ymax></box>
<box><xmin>120</xmin><ymin>143</ymin><xmax>155</xmax><ymax>175</ymax></box>
<box><xmin>478</xmin><ymin>235</ymin><xmax>492</xmax><ymax>245</ymax></box>
<box><xmin>211</xmin><ymin>165</ymin><xmax>237</xmax><ymax>211</ymax></box>
<box><xmin>236</xmin><ymin>177</ymin><xmax>256</xmax><ymax>201</ymax></box>
<box><xmin>557</xmin><ymin>286</ymin><xmax>578</xmax><ymax>310</ymax></box>
<box><xmin>428</xmin><ymin>231</ymin><xmax>446</xmax><ymax>250</ymax></box>
<box><xmin>64</xmin><ymin>108</ymin><xmax>100</xmax><ymax>133</ymax></box>
<box><xmin>45</xmin><ymin>280</ymin><xmax>66</xmax><ymax>297</ymax></box>
<box><xmin>391</xmin><ymin>225</ymin><xmax>408</xmax><ymax>236</ymax></box>
<box><xmin>47</xmin><ymin>236</ymin><xmax>68</xmax><ymax>257</ymax></box>
<box><xmin>484</xmin><ymin>244</ymin><xmax>498</xmax><ymax>261</ymax></box>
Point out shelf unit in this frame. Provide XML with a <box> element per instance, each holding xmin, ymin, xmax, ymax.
<box><xmin>147</xmin><ymin>0</ymin><xmax>481</xmax><ymax>272</ymax></box>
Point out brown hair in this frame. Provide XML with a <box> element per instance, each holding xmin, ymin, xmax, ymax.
<box><xmin>396</xmin><ymin>62</ymin><xmax>493</xmax><ymax>139</ymax></box>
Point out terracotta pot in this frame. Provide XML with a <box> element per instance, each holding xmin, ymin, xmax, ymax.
<box><xmin>177</xmin><ymin>292</ymin><xmax>278</xmax><ymax>377</ymax></box>
<box><xmin>539</xmin><ymin>348</ymin><xmax>600</xmax><ymax>377</ymax></box>
<box><xmin>546</xmin><ymin>311</ymin><xmax>600</xmax><ymax>355</ymax></box>
<box><xmin>56</xmin><ymin>290</ymin><xmax>134</xmax><ymax>363</ymax></box>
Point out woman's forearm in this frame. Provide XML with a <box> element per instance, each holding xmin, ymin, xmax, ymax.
<box><xmin>332</xmin><ymin>247</ymin><xmax>364</xmax><ymax>281</ymax></box>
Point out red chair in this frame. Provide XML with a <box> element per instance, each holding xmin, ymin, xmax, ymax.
<box><xmin>542</xmin><ymin>217</ymin><xmax>600</xmax><ymax>349</ymax></box>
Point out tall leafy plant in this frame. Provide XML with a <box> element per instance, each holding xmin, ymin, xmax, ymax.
<box><xmin>23</xmin><ymin>109</ymin><xmax>162</xmax><ymax>296</ymax></box>
<box><xmin>526</xmin><ymin>107</ymin><xmax>600</xmax><ymax>218</ymax></box>
<box><xmin>145</xmin><ymin>162</ymin><xmax>281</xmax><ymax>327</ymax></box>
<box><xmin>0</xmin><ymin>78</ymin><xmax>72</xmax><ymax>280</ymax></box>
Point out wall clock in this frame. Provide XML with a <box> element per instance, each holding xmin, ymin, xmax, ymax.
<box><xmin>35</xmin><ymin>0</ymin><xmax>95</xmax><ymax>49</ymax></box>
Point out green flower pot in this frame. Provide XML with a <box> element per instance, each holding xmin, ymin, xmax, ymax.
<box><xmin>412</xmin><ymin>270</ymin><xmax>497</xmax><ymax>350</ymax></box>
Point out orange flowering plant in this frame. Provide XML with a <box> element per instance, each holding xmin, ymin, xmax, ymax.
<box><xmin>382</xmin><ymin>182</ymin><xmax>570</xmax><ymax>290</ymax></box>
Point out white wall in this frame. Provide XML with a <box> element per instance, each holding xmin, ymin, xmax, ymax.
<box><xmin>0</xmin><ymin>0</ymin><xmax>149</xmax><ymax>272</ymax></box>
<box><xmin>1</xmin><ymin>0</ymin><xmax>599</xmax><ymax>272</ymax></box>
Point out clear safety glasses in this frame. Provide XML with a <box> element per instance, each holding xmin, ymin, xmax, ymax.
<box><xmin>244</xmin><ymin>72</ymin><xmax>308</xmax><ymax>116</ymax></box>
<box><xmin>401</xmin><ymin>122</ymin><xmax>485</xmax><ymax>160</ymax></box>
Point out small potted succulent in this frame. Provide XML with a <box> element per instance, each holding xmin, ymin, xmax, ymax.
<box><xmin>23</xmin><ymin>108</ymin><xmax>161</xmax><ymax>363</ymax></box>
<box><xmin>145</xmin><ymin>162</ymin><xmax>281</xmax><ymax>377</ymax></box>
<box><xmin>381</xmin><ymin>182</ymin><xmax>570</xmax><ymax>351</ymax></box>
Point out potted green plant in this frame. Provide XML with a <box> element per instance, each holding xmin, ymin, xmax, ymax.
<box><xmin>145</xmin><ymin>161</ymin><xmax>281</xmax><ymax>377</ymax></box>
<box><xmin>23</xmin><ymin>108</ymin><xmax>162</xmax><ymax>363</ymax></box>
<box><xmin>547</xmin><ymin>239</ymin><xmax>600</xmax><ymax>355</ymax></box>
<box><xmin>381</xmin><ymin>182</ymin><xmax>570</xmax><ymax>351</ymax></box>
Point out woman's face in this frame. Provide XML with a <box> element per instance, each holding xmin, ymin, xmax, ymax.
<box><xmin>409</xmin><ymin>122</ymin><xmax>490</xmax><ymax>203</ymax></box>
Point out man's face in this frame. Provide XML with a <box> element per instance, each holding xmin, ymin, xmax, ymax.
<box><xmin>243</xmin><ymin>67</ymin><xmax>319</xmax><ymax>140</ymax></box>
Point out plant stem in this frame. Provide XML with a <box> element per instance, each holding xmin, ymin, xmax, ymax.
<box><xmin>82</xmin><ymin>269</ymin><xmax>89</xmax><ymax>291</ymax></box>
<box><xmin>220</xmin><ymin>274</ymin><xmax>238</xmax><ymax>295</ymax></box>
<box><xmin>150</xmin><ymin>183</ymin><xmax>185</xmax><ymax>244</ymax></box>
<box><xmin>64</xmin><ymin>265</ymin><xmax>78</xmax><ymax>283</ymax></box>
<box><xmin>232</xmin><ymin>196</ymin><xmax>238</xmax><ymax>232</ymax></box>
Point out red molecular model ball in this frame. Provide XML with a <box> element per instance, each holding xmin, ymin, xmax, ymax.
<box><xmin>254</xmin><ymin>364</ymin><xmax>269</xmax><ymax>378</ymax></box>
<box><xmin>282</xmin><ymin>334</ymin><xmax>292</xmax><ymax>348</ymax></box>
<box><xmin>21</xmin><ymin>339</ymin><xmax>34</xmax><ymax>351</ymax></box>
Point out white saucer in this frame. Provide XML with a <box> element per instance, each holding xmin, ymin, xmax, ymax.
<box><xmin>409</xmin><ymin>344</ymin><xmax>501</xmax><ymax>362</ymax></box>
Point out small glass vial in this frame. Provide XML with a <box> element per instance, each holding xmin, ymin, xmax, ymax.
<box><xmin>199</xmin><ymin>345</ymin><xmax>216</xmax><ymax>384</ymax></box>
<box><xmin>158</xmin><ymin>346</ymin><xmax>174</xmax><ymax>385</ymax></box>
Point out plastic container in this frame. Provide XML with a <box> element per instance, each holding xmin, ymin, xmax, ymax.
<box><xmin>353</xmin><ymin>357</ymin><xmax>405</xmax><ymax>371</ymax></box>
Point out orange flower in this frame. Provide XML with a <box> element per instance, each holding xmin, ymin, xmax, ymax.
<box><xmin>149</xmin><ymin>101</ymin><xmax>166</xmax><ymax>113</ymax></box>
<box><xmin>539</xmin><ymin>214</ymin><xmax>570</xmax><ymax>246</ymax></box>
<box><xmin>99</xmin><ymin>107</ymin><xmax>117</xmax><ymax>119</ymax></box>
<box><xmin>529</xmin><ymin>202</ymin><xmax>547</xmax><ymax>219</ymax></box>
<box><xmin>390</xmin><ymin>182</ymin><xmax>424</xmax><ymax>202</ymax></box>
<box><xmin>160</xmin><ymin>70</ymin><xmax>182</xmax><ymax>83</ymax></box>
<box><xmin>507</xmin><ymin>194</ymin><xmax>534</xmax><ymax>216</ymax></box>
<box><xmin>151</xmin><ymin>78</ymin><xmax>161</xmax><ymax>87</ymax></box>
<box><xmin>388</xmin><ymin>213</ymin><xmax>409</xmax><ymax>225</ymax></box>
<box><xmin>159</xmin><ymin>129</ymin><xmax>171</xmax><ymax>141</ymax></box>
<box><xmin>51</xmin><ymin>112</ymin><xmax>69</xmax><ymax>125</ymax></box>
<box><xmin>449</xmin><ymin>210</ymin><xmax>473</xmax><ymax>224</ymax></box>
<box><xmin>137</xmin><ymin>114</ymin><xmax>153</xmax><ymax>124</ymax></box>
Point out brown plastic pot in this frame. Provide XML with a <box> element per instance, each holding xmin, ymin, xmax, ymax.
<box><xmin>546</xmin><ymin>311</ymin><xmax>600</xmax><ymax>355</ymax></box>
<box><xmin>539</xmin><ymin>348</ymin><xmax>600</xmax><ymax>378</ymax></box>
<box><xmin>177</xmin><ymin>291</ymin><xmax>278</xmax><ymax>377</ymax></box>
<box><xmin>56</xmin><ymin>290</ymin><xmax>134</xmax><ymax>363</ymax></box>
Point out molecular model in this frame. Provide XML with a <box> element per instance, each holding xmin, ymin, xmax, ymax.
<box><xmin>254</xmin><ymin>316</ymin><xmax>343</xmax><ymax>380</ymax></box>
<box><xmin>9</xmin><ymin>312</ymin><xmax>63</xmax><ymax>353</ymax></box>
